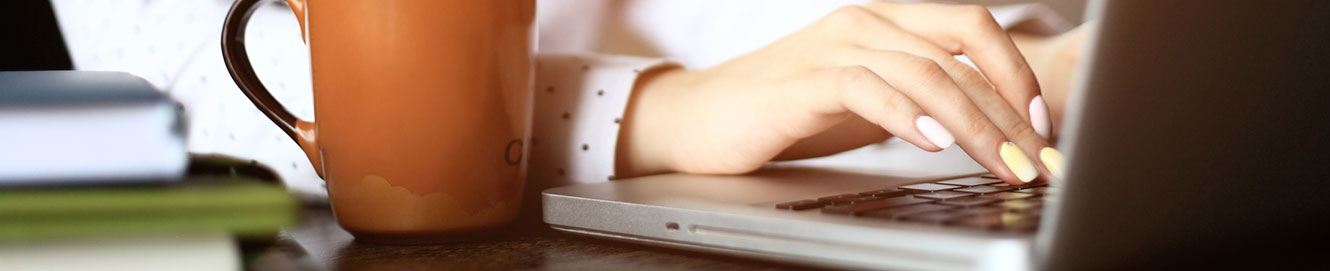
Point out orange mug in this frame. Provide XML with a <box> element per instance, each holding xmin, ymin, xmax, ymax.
<box><xmin>221</xmin><ymin>0</ymin><xmax>535</xmax><ymax>244</ymax></box>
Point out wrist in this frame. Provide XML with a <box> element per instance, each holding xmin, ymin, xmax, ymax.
<box><xmin>615</xmin><ymin>65</ymin><xmax>692</xmax><ymax>178</ymax></box>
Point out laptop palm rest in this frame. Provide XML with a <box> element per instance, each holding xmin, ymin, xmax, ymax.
<box><xmin>542</xmin><ymin>168</ymin><xmax>1027</xmax><ymax>270</ymax></box>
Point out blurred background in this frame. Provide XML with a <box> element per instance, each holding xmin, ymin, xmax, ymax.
<box><xmin>2</xmin><ymin>0</ymin><xmax>1086</xmax><ymax>197</ymax></box>
<box><xmin>0</xmin><ymin>1</ymin><xmax>1083</xmax><ymax>269</ymax></box>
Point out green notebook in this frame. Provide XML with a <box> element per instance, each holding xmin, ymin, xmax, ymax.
<box><xmin>0</xmin><ymin>176</ymin><xmax>298</xmax><ymax>242</ymax></box>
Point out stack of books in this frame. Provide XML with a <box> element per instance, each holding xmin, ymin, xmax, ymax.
<box><xmin>0</xmin><ymin>71</ymin><xmax>298</xmax><ymax>271</ymax></box>
<box><xmin>0</xmin><ymin>71</ymin><xmax>188</xmax><ymax>185</ymax></box>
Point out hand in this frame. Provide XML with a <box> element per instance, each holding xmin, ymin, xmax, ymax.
<box><xmin>1012</xmin><ymin>23</ymin><xmax>1094</xmax><ymax>139</ymax></box>
<box><xmin>616</xmin><ymin>2</ymin><xmax>1062</xmax><ymax>184</ymax></box>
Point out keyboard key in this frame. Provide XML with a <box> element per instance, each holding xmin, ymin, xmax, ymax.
<box><xmin>952</xmin><ymin>212</ymin><xmax>1039</xmax><ymax>231</ymax></box>
<box><xmin>1042</xmin><ymin>187</ymin><xmax>1059</xmax><ymax>194</ymax></box>
<box><xmin>937</xmin><ymin>177</ymin><xmax>1001</xmax><ymax>187</ymax></box>
<box><xmin>1017</xmin><ymin>205</ymin><xmax>1045</xmax><ymax>216</ymax></box>
<box><xmin>993</xmin><ymin>181</ymin><xmax>1047</xmax><ymax>189</ymax></box>
<box><xmin>1007</xmin><ymin>217</ymin><xmax>1041</xmax><ymax>231</ymax></box>
<box><xmin>822</xmin><ymin>197</ymin><xmax>934</xmax><ymax>215</ymax></box>
<box><xmin>818</xmin><ymin>193</ymin><xmax>864</xmax><ymax>201</ymax></box>
<box><xmin>899</xmin><ymin>183</ymin><xmax>960</xmax><ymax>192</ymax></box>
<box><xmin>858</xmin><ymin>188</ymin><xmax>912</xmax><ymax>198</ymax></box>
<box><xmin>1013</xmin><ymin>187</ymin><xmax>1054</xmax><ymax>195</ymax></box>
<box><xmin>995</xmin><ymin>199</ymin><xmax>1043</xmax><ymax>212</ymax></box>
<box><xmin>947</xmin><ymin>206</ymin><xmax>1003</xmax><ymax>217</ymax></box>
<box><xmin>981</xmin><ymin>192</ymin><xmax>1034</xmax><ymax>201</ymax></box>
<box><xmin>980</xmin><ymin>174</ymin><xmax>999</xmax><ymax>179</ymax></box>
<box><xmin>900</xmin><ymin>211</ymin><xmax>963</xmax><ymax>225</ymax></box>
<box><xmin>939</xmin><ymin>197</ymin><xmax>998</xmax><ymax>207</ymax></box>
<box><xmin>914</xmin><ymin>191</ymin><xmax>973</xmax><ymax>200</ymax></box>
<box><xmin>1041</xmin><ymin>194</ymin><xmax>1060</xmax><ymax>204</ymax></box>
<box><xmin>775</xmin><ymin>199</ymin><xmax>825</xmax><ymax>210</ymax></box>
<box><xmin>828</xmin><ymin>196</ymin><xmax>884</xmax><ymax>206</ymax></box>
<box><xmin>954</xmin><ymin>186</ymin><xmax>1014</xmax><ymax>194</ymax></box>
<box><xmin>1023</xmin><ymin>183</ymin><xmax>1050</xmax><ymax>188</ymax></box>
<box><xmin>862</xmin><ymin>204</ymin><xmax>957</xmax><ymax>219</ymax></box>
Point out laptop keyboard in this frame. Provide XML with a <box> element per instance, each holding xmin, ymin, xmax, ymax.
<box><xmin>774</xmin><ymin>175</ymin><xmax>1052</xmax><ymax>232</ymax></box>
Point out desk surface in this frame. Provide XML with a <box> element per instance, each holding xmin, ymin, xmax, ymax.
<box><xmin>249</xmin><ymin>205</ymin><xmax>818</xmax><ymax>271</ymax></box>
<box><xmin>236</xmin><ymin>145</ymin><xmax>983</xmax><ymax>270</ymax></box>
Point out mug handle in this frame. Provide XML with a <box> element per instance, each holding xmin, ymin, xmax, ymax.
<box><xmin>221</xmin><ymin>0</ymin><xmax>323</xmax><ymax>176</ymax></box>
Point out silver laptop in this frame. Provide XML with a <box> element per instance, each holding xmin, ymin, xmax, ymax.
<box><xmin>542</xmin><ymin>1</ymin><xmax>1330</xmax><ymax>270</ymax></box>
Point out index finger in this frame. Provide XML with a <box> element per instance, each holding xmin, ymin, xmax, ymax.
<box><xmin>863</xmin><ymin>2</ymin><xmax>1051</xmax><ymax>138</ymax></box>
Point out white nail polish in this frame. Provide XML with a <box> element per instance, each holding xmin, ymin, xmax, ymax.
<box><xmin>1029</xmin><ymin>96</ymin><xmax>1051</xmax><ymax>138</ymax></box>
<box><xmin>915</xmin><ymin>115</ymin><xmax>954</xmax><ymax>149</ymax></box>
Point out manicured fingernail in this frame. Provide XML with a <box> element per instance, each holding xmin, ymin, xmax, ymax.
<box><xmin>1029</xmin><ymin>96</ymin><xmax>1051</xmax><ymax>138</ymax></box>
<box><xmin>999</xmin><ymin>142</ymin><xmax>1037</xmax><ymax>183</ymax></box>
<box><xmin>1040</xmin><ymin>147</ymin><xmax>1064</xmax><ymax>179</ymax></box>
<box><xmin>915</xmin><ymin>115</ymin><xmax>954</xmax><ymax>149</ymax></box>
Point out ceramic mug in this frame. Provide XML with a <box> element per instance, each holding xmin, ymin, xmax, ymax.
<box><xmin>221</xmin><ymin>0</ymin><xmax>535</xmax><ymax>244</ymax></box>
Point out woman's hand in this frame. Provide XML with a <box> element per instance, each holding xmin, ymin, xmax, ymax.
<box><xmin>1012</xmin><ymin>23</ymin><xmax>1093</xmax><ymax>139</ymax></box>
<box><xmin>616</xmin><ymin>2</ymin><xmax>1063</xmax><ymax>185</ymax></box>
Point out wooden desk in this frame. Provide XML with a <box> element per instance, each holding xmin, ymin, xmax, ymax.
<box><xmin>248</xmin><ymin>205</ymin><xmax>820</xmax><ymax>270</ymax></box>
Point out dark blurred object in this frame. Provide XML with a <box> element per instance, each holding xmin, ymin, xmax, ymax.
<box><xmin>188</xmin><ymin>153</ymin><xmax>283</xmax><ymax>185</ymax></box>
<box><xmin>0</xmin><ymin>0</ymin><xmax>73</xmax><ymax>71</ymax></box>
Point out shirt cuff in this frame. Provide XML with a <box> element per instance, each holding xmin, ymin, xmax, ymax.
<box><xmin>529</xmin><ymin>53</ymin><xmax>677</xmax><ymax>188</ymax></box>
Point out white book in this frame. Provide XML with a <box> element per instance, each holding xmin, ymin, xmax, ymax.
<box><xmin>0</xmin><ymin>232</ymin><xmax>240</xmax><ymax>271</ymax></box>
<box><xmin>0</xmin><ymin>71</ymin><xmax>187</xmax><ymax>185</ymax></box>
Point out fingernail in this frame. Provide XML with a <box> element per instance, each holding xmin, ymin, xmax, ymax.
<box><xmin>915</xmin><ymin>115</ymin><xmax>954</xmax><ymax>149</ymax></box>
<box><xmin>1029</xmin><ymin>96</ymin><xmax>1051</xmax><ymax>138</ymax></box>
<box><xmin>999</xmin><ymin>142</ymin><xmax>1037</xmax><ymax>183</ymax></box>
<box><xmin>1040</xmin><ymin>147</ymin><xmax>1065</xmax><ymax>179</ymax></box>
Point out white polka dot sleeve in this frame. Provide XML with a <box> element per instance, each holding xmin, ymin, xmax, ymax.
<box><xmin>528</xmin><ymin>53</ymin><xmax>676</xmax><ymax>188</ymax></box>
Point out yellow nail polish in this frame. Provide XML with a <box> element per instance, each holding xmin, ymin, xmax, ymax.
<box><xmin>999</xmin><ymin>142</ymin><xmax>1037</xmax><ymax>183</ymax></box>
<box><xmin>1040</xmin><ymin>147</ymin><xmax>1065</xmax><ymax>179</ymax></box>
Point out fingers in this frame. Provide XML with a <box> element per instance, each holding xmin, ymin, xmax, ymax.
<box><xmin>827</xmin><ymin>50</ymin><xmax>1038</xmax><ymax>184</ymax></box>
<box><xmin>863</xmin><ymin>2</ymin><xmax>1052</xmax><ymax>138</ymax></box>
<box><xmin>849</xmin><ymin>28</ymin><xmax>1057</xmax><ymax>183</ymax></box>
<box><xmin>940</xmin><ymin>58</ymin><xmax>1057</xmax><ymax>183</ymax></box>
<box><xmin>832</xmin><ymin>4</ymin><xmax>1061</xmax><ymax>183</ymax></box>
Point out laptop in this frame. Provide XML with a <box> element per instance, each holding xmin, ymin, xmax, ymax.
<box><xmin>543</xmin><ymin>1</ymin><xmax>1330</xmax><ymax>270</ymax></box>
